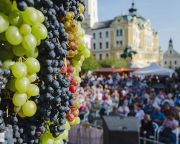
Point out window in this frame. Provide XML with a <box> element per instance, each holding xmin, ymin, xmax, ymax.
<box><xmin>164</xmin><ymin>61</ymin><xmax>167</xmax><ymax>65</ymax></box>
<box><xmin>116</xmin><ymin>41</ymin><xmax>123</xmax><ymax>47</ymax></box>
<box><xmin>93</xmin><ymin>33</ymin><xmax>96</xmax><ymax>39</ymax></box>
<box><xmin>116</xmin><ymin>41</ymin><xmax>119</xmax><ymax>45</ymax></box>
<box><xmin>99</xmin><ymin>32</ymin><xmax>102</xmax><ymax>38</ymax></box>
<box><xmin>120</xmin><ymin>40</ymin><xmax>123</xmax><ymax>46</ymax></box>
<box><xmin>106</xmin><ymin>53</ymin><xmax>109</xmax><ymax>58</ymax></box>
<box><xmin>93</xmin><ymin>43</ymin><xmax>96</xmax><ymax>49</ymax></box>
<box><xmin>99</xmin><ymin>42</ymin><xmax>102</xmax><ymax>49</ymax></box>
<box><xmin>169</xmin><ymin>50</ymin><xmax>172</xmax><ymax>54</ymax></box>
<box><xmin>106</xmin><ymin>31</ymin><xmax>109</xmax><ymax>38</ymax></box>
<box><xmin>116</xmin><ymin>30</ymin><xmax>119</xmax><ymax>37</ymax></box>
<box><xmin>170</xmin><ymin>61</ymin><xmax>172</xmax><ymax>65</ymax></box>
<box><xmin>106</xmin><ymin>42</ymin><xmax>109</xmax><ymax>48</ymax></box>
<box><xmin>99</xmin><ymin>54</ymin><xmax>102</xmax><ymax>60</ymax></box>
<box><xmin>175</xmin><ymin>61</ymin><xmax>177</xmax><ymax>65</ymax></box>
<box><xmin>120</xmin><ymin>29</ymin><xmax>123</xmax><ymax>36</ymax></box>
<box><xmin>116</xmin><ymin>29</ymin><xmax>123</xmax><ymax>37</ymax></box>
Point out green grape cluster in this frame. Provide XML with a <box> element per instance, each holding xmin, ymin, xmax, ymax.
<box><xmin>0</xmin><ymin>2</ymin><xmax>47</xmax><ymax>118</ymax></box>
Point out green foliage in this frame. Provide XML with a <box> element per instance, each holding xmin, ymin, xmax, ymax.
<box><xmin>82</xmin><ymin>53</ymin><xmax>100</xmax><ymax>72</ymax></box>
<box><xmin>98</xmin><ymin>58</ymin><xmax>127</xmax><ymax>68</ymax></box>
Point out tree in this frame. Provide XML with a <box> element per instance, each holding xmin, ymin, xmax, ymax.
<box><xmin>82</xmin><ymin>53</ymin><xmax>100</xmax><ymax>72</ymax></box>
<box><xmin>99</xmin><ymin>58</ymin><xmax>127</xmax><ymax>68</ymax></box>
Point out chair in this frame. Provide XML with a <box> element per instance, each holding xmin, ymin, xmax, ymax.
<box><xmin>157</xmin><ymin>126</ymin><xmax>164</xmax><ymax>142</ymax></box>
<box><xmin>176</xmin><ymin>128</ymin><xmax>180</xmax><ymax>144</ymax></box>
<box><xmin>151</xmin><ymin>122</ymin><xmax>159</xmax><ymax>142</ymax></box>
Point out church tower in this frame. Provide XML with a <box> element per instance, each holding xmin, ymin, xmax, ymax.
<box><xmin>83</xmin><ymin>0</ymin><xmax>99</xmax><ymax>28</ymax></box>
<box><xmin>168</xmin><ymin>38</ymin><xmax>173</xmax><ymax>50</ymax></box>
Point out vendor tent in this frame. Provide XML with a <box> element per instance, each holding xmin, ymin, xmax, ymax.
<box><xmin>133</xmin><ymin>63</ymin><xmax>174</xmax><ymax>77</ymax></box>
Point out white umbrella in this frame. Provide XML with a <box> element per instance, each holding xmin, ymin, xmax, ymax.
<box><xmin>133</xmin><ymin>63</ymin><xmax>174</xmax><ymax>77</ymax></box>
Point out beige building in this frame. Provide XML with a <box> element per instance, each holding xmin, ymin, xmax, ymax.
<box><xmin>163</xmin><ymin>38</ymin><xmax>180</xmax><ymax>69</ymax></box>
<box><xmin>83</xmin><ymin>1</ymin><xmax>161</xmax><ymax>66</ymax></box>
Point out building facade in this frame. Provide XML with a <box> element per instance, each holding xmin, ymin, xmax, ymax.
<box><xmin>163</xmin><ymin>38</ymin><xmax>180</xmax><ymax>69</ymax></box>
<box><xmin>83</xmin><ymin>1</ymin><xmax>161</xmax><ymax>66</ymax></box>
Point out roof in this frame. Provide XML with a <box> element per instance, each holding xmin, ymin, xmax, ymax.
<box><xmin>164</xmin><ymin>49</ymin><xmax>180</xmax><ymax>57</ymax></box>
<box><xmin>92</xmin><ymin>20</ymin><xmax>113</xmax><ymax>30</ymax></box>
<box><xmin>92</xmin><ymin>14</ymin><xmax>146</xmax><ymax>30</ymax></box>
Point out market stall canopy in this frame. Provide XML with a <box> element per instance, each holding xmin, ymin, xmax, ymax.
<box><xmin>114</xmin><ymin>67</ymin><xmax>139</xmax><ymax>73</ymax></box>
<box><xmin>96</xmin><ymin>68</ymin><xmax>115</xmax><ymax>73</ymax></box>
<box><xmin>133</xmin><ymin>63</ymin><xmax>174</xmax><ymax>77</ymax></box>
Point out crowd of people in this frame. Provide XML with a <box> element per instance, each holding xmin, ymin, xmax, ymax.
<box><xmin>77</xmin><ymin>72</ymin><xmax>180</xmax><ymax>144</ymax></box>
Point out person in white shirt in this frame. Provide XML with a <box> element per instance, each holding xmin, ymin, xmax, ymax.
<box><xmin>118</xmin><ymin>101</ymin><xmax>130</xmax><ymax>117</ymax></box>
<box><xmin>135</xmin><ymin>104</ymin><xmax>145</xmax><ymax>120</ymax></box>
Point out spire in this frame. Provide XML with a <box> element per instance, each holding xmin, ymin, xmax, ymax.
<box><xmin>169</xmin><ymin>38</ymin><xmax>173</xmax><ymax>49</ymax></box>
<box><xmin>129</xmin><ymin>1</ymin><xmax>137</xmax><ymax>16</ymax></box>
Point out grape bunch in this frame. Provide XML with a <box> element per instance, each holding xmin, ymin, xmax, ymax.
<box><xmin>0</xmin><ymin>4</ymin><xmax>48</xmax><ymax>118</ymax></box>
<box><xmin>0</xmin><ymin>0</ymin><xmax>90</xmax><ymax>143</ymax></box>
<box><xmin>61</xmin><ymin>0</ymin><xmax>90</xmax><ymax>126</ymax></box>
<box><xmin>32</xmin><ymin>0</ymin><xmax>75</xmax><ymax>141</ymax></box>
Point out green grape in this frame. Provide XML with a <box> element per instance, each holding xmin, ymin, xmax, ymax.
<box><xmin>9</xmin><ymin>10</ymin><xmax>23</xmax><ymax>26</ymax></box>
<box><xmin>56</xmin><ymin>130</ymin><xmax>68</xmax><ymax>140</ymax></box>
<box><xmin>22</xmin><ymin>100</ymin><xmax>37</xmax><ymax>117</ymax></box>
<box><xmin>2</xmin><ymin>60</ymin><xmax>15</xmax><ymax>69</ymax></box>
<box><xmin>11</xmin><ymin>1</ymin><xmax>18</xmax><ymax>11</ymax></box>
<box><xmin>12</xmin><ymin>45</ymin><xmax>26</xmax><ymax>57</ymax></box>
<box><xmin>19</xmin><ymin>24</ymin><xmax>31</xmax><ymax>35</ymax></box>
<box><xmin>14</xmin><ymin>106</ymin><xmax>21</xmax><ymax>113</ymax></box>
<box><xmin>5</xmin><ymin>26</ymin><xmax>22</xmax><ymax>45</ymax></box>
<box><xmin>27</xmin><ymin>73</ymin><xmax>37</xmax><ymax>82</ymax></box>
<box><xmin>0</xmin><ymin>12</ymin><xmax>9</xmax><ymax>33</ymax></box>
<box><xmin>41</xmin><ymin>133</ymin><xmax>54</xmax><ymax>144</ymax></box>
<box><xmin>15</xmin><ymin>77</ymin><xmax>30</xmax><ymax>93</ymax></box>
<box><xmin>7</xmin><ymin>78</ymin><xmax>16</xmax><ymax>92</ymax></box>
<box><xmin>22</xmin><ymin>34</ymin><xmax>37</xmax><ymax>51</ymax></box>
<box><xmin>54</xmin><ymin>140</ymin><xmax>64</xmax><ymax>144</ymax></box>
<box><xmin>78</xmin><ymin>43</ymin><xmax>86</xmax><ymax>52</ymax></box>
<box><xmin>22</xmin><ymin>7</ymin><xmax>38</xmax><ymax>25</ymax></box>
<box><xmin>64</xmin><ymin>121</ymin><xmax>70</xmax><ymax>131</ymax></box>
<box><xmin>75</xmin><ymin>65</ymin><xmax>81</xmax><ymax>72</ymax></box>
<box><xmin>25</xmin><ymin>57</ymin><xmax>40</xmax><ymax>74</ymax></box>
<box><xmin>71</xmin><ymin>60</ymin><xmax>78</xmax><ymax>67</ymax></box>
<box><xmin>18</xmin><ymin>109</ymin><xmax>26</xmax><ymax>118</ymax></box>
<box><xmin>25</xmin><ymin>47</ymin><xmax>38</xmax><ymax>58</ymax></box>
<box><xmin>27</xmin><ymin>84</ymin><xmax>39</xmax><ymax>97</ymax></box>
<box><xmin>74</xmin><ymin>117</ymin><xmax>80</xmax><ymax>125</ymax></box>
<box><xmin>12</xmin><ymin>92</ymin><xmax>27</xmax><ymax>107</ymax></box>
<box><xmin>36</xmin><ymin>10</ymin><xmax>45</xmax><ymax>23</ymax></box>
<box><xmin>37</xmin><ymin>39</ymin><xmax>41</xmax><ymax>46</ymax></box>
<box><xmin>0</xmin><ymin>0</ymin><xmax>11</xmax><ymax>15</ymax></box>
<box><xmin>11</xmin><ymin>62</ymin><xmax>27</xmax><ymax>78</ymax></box>
<box><xmin>74</xmin><ymin>75</ymin><xmax>81</xmax><ymax>84</ymax></box>
<box><xmin>83</xmin><ymin>48</ymin><xmax>90</xmax><ymax>58</ymax></box>
<box><xmin>32</xmin><ymin>23</ymin><xmax>47</xmax><ymax>40</ymax></box>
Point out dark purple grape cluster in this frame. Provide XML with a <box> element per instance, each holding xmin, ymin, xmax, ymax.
<box><xmin>63</xmin><ymin>0</ymin><xmax>85</xmax><ymax>21</ymax></box>
<box><xmin>0</xmin><ymin>60</ymin><xmax>10</xmax><ymax>95</ymax></box>
<box><xmin>33</xmin><ymin>0</ymin><xmax>73</xmax><ymax>138</ymax></box>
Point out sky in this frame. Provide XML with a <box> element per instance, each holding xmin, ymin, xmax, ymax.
<box><xmin>98</xmin><ymin>0</ymin><xmax>180</xmax><ymax>52</ymax></box>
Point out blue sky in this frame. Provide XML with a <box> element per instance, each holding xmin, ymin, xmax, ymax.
<box><xmin>98</xmin><ymin>0</ymin><xmax>180</xmax><ymax>52</ymax></box>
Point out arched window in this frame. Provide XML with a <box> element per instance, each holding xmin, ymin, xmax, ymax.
<box><xmin>99</xmin><ymin>42</ymin><xmax>102</xmax><ymax>49</ymax></box>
